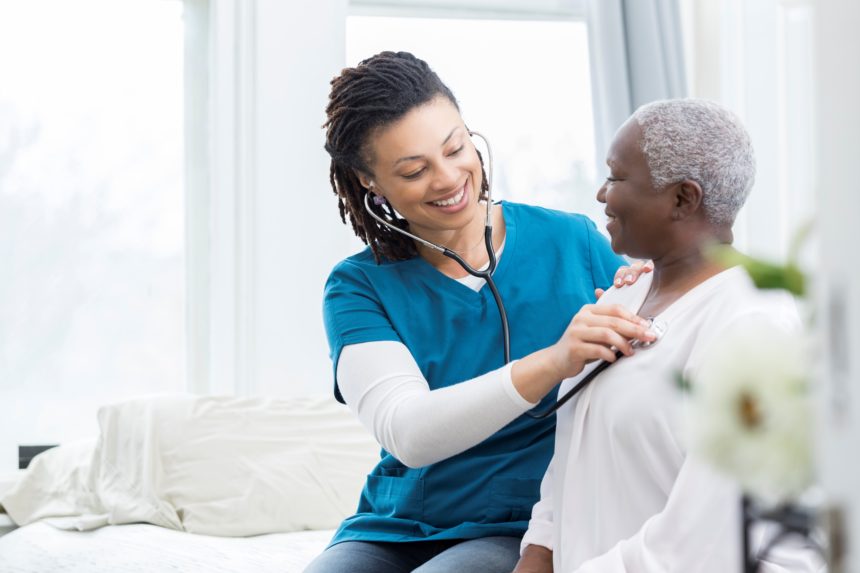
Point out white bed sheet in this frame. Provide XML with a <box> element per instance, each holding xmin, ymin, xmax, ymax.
<box><xmin>0</xmin><ymin>521</ymin><xmax>333</xmax><ymax>572</ymax></box>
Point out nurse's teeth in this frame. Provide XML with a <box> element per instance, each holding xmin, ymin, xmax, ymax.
<box><xmin>431</xmin><ymin>189</ymin><xmax>464</xmax><ymax>206</ymax></box>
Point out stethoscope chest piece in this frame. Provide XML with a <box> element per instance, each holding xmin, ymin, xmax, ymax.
<box><xmin>635</xmin><ymin>317</ymin><xmax>668</xmax><ymax>349</ymax></box>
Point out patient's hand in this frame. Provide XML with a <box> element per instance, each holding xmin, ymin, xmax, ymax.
<box><xmin>594</xmin><ymin>260</ymin><xmax>653</xmax><ymax>299</ymax></box>
<box><xmin>512</xmin><ymin>544</ymin><xmax>553</xmax><ymax>573</ymax></box>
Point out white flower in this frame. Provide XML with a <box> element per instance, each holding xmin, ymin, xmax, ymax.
<box><xmin>686</xmin><ymin>317</ymin><xmax>813</xmax><ymax>505</ymax></box>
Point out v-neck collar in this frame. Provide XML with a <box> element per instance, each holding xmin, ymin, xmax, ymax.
<box><xmin>627</xmin><ymin>265</ymin><xmax>747</xmax><ymax>323</ymax></box>
<box><xmin>403</xmin><ymin>201</ymin><xmax>517</xmax><ymax>300</ymax></box>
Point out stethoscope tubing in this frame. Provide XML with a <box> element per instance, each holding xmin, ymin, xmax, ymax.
<box><xmin>526</xmin><ymin>318</ymin><xmax>666</xmax><ymax>418</ymax></box>
<box><xmin>362</xmin><ymin>130</ymin><xmax>511</xmax><ymax>364</ymax></box>
<box><xmin>361</xmin><ymin>130</ymin><xmax>659</xmax><ymax>418</ymax></box>
<box><xmin>524</xmin><ymin>350</ymin><xmax>622</xmax><ymax>418</ymax></box>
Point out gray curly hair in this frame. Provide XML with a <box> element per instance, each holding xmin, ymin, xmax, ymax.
<box><xmin>631</xmin><ymin>98</ymin><xmax>755</xmax><ymax>225</ymax></box>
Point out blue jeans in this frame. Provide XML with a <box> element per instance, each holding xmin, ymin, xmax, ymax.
<box><xmin>303</xmin><ymin>536</ymin><xmax>521</xmax><ymax>573</ymax></box>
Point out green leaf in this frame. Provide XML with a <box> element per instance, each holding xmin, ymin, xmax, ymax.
<box><xmin>705</xmin><ymin>245</ymin><xmax>806</xmax><ymax>296</ymax></box>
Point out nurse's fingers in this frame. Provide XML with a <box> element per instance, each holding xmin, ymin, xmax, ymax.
<box><xmin>576</xmin><ymin>326</ymin><xmax>636</xmax><ymax>357</ymax></box>
<box><xmin>582</xmin><ymin>314</ymin><xmax>656</xmax><ymax>348</ymax></box>
<box><xmin>572</xmin><ymin>341</ymin><xmax>620</xmax><ymax>364</ymax></box>
<box><xmin>572</xmin><ymin>305</ymin><xmax>655</xmax><ymax>349</ymax></box>
<box><xmin>575</xmin><ymin>303</ymin><xmax>648</xmax><ymax>328</ymax></box>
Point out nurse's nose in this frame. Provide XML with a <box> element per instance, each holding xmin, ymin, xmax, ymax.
<box><xmin>433</xmin><ymin>158</ymin><xmax>460</xmax><ymax>191</ymax></box>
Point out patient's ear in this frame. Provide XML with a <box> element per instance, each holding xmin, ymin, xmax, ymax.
<box><xmin>672</xmin><ymin>179</ymin><xmax>704</xmax><ymax>220</ymax></box>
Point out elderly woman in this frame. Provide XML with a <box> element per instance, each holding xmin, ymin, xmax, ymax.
<box><xmin>514</xmin><ymin>99</ymin><xmax>818</xmax><ymax>572</ymax></box>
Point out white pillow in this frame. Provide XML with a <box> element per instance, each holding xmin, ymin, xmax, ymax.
<box><xmin>1</xmin><ymin>395</ymin><xmax>379</xmax><ymax>537</ymax></box>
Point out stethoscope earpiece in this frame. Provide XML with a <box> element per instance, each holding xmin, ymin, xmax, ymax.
<box><xmin>361</xmin><ymin>131</ymin><xmax>510</xmax><ymax>363</ymax></box>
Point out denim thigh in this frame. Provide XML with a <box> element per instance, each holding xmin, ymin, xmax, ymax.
<box><xmin>303</xmin><ymin>539</ymin><xmax>456</xmax><ymax>573</ymax></box>
<box><xmin>412</xmin><ymin>536</ymin><xmax>521</xmax><ymax>573</ymax></box>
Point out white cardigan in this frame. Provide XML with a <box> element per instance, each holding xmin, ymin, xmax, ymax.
<box><xmin>522</xmin><ymin>267</ymin><xmax>822</xmax><ymax>572</ymax></box>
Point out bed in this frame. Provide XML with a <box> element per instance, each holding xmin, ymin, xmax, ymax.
<box><xmin>0</xmin><ymin>394</ymin><xmax>379</xmax><ymax>572</ymax></box>
<box><xmin>0</xmin><ymin>522</ymin><xmax>334</xmax><ymax>572</ymax></box>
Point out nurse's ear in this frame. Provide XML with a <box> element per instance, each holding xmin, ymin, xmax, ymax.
<box><xmin>355</xmin><ymin>170</ymin><xmax>374</xmax><ymax>191</ymax></box>
<box><xmin>671</xmin><ymin>179</ymin><xmax>704</xmax><ymax>221</ymax></box>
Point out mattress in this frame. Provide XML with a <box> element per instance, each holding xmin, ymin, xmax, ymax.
<box><xmin>0</xmin><ymin>471</ymin><xmax>26</xmax><ymax>538</ymax></box>
<box><xmin>0</xmin><ymin>521</ymin><xmax>334</xmax><ymax>572</ymax></box>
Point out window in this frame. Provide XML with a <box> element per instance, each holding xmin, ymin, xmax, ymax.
<box><xmin>346</xmin><ymin>15</ymin><xmax>602</xmax><ymax>223</ymax></box>
<box><xmin>0</xmin><ymin>0</ymin><xmax>185</xmax><ymax>470</ymax></box>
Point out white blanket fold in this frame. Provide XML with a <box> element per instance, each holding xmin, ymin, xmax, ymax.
<box><xmin>1</xmin><ymin>394</ymin><xmax>378</xmax><ymax>537</ymax></box>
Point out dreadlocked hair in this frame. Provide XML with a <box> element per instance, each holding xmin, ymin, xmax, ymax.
<box><xmin>323</xmin><ymin>51</ymin><xmax>489</xmax><ymax>263</ymax></box>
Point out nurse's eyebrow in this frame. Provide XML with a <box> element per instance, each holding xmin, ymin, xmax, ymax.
<box><xmin>393</xmin><ymin>126</ymin><xmax>461</xmax><ymax>166</ymax></box>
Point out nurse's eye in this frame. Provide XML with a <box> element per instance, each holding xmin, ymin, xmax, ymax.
<box><xmin>403</xmin><ymin>168</ymin><xmax>426</xmax><ymax>180</ymax></box>
<box><xmin>605</xmin><ymin>176</ymin><xmax>622</xmax><ymax>183</ymax></box>
<box><xmin>447</xmin><ymin>145</ymin><xmax>465</xmax><ymax>156</ymax></box>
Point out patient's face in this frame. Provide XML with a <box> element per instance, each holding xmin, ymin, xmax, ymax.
<box><xmin>596</xmin><ymin>119</ymin><xmax>675</xmax><ymax>259</ymax></box>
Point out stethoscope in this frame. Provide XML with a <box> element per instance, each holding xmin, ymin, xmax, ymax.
<box><xmin>363</xmin><ymin>130</ymin><xmax>511</xmax><ymax>366</ymax></box>
<box><xmin>526</xmin><ymin>317</ymin><xmax>668</xmax><ymax>418</ymax></box>
<box><xmin>363</xmin><ymin>130</ymin><xmax>668</xmax><ymax>418</ymax></box>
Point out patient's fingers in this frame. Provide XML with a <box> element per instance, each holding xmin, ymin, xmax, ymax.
<box><xmin>612</xmin><ymin>259</ymin><xmax>654</xmax><ymax>287</ymax></box>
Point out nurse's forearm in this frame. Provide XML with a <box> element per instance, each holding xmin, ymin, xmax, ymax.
<box><xmin>510</xmin><ymin>347</ymin><xmax>567</xmax><ymax>404</ymax></box>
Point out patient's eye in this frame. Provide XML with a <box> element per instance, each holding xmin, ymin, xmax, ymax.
<box><xmin>605</xmin><ymin>176</ymin><xmax>622</xmax><ymax>183</ymax></box>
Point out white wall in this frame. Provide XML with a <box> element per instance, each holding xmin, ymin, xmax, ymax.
<box><xmin>814</xmin><ymin>0</ymin><xmax>860</xmax><ymax>569</ymax></box>
<box><xmin>204</xmin><ymin>0</ymin><xmax>353</xmax><ymax>397</ymax></box>
<box><xmin>682</xmin><ymin>0</ymin><xmax>815</xmax><ymax>262</ymax></box>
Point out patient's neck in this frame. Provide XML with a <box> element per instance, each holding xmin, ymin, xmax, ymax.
<box><xmin>638</xmin><ymin>240</ymin><xmax>729</xmax><ymax>318</ymax></box>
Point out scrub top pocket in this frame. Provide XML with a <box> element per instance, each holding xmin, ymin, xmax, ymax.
<box><xmin>365</xmin><ymin>475</ymin><xmax>425</xmax><ymax>521</ymax></box>
<box><xmin>487</xmin><ymin>477</ymin><xmax>541</xmax><ymax>523</ymax></box>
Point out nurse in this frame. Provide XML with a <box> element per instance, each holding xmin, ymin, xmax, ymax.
<box><xmin>305</xmin><ymin>51</ymin><xmax>653</xmax><ymax>573</ymax></box>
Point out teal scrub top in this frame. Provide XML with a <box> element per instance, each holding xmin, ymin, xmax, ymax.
<box><xmin>323</xmin><ymin>201</ymin><xmax>624</xmax><ymax>545</ymax></box>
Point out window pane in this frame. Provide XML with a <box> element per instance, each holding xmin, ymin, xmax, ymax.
<box><xmin>0</xmin><ymin>0</ymin><xmax>185</xmax><ymax>470</ymax></box>
<box><xmin>346</xmin><ymin>16</ymin><xmax>600</xmax><ymax>221</ymax></box>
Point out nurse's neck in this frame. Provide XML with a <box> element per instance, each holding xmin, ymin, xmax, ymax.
<box><xmin>638</xmin><ymin>226</ymin><xmax>733</xmax><ymax>317</ymax></box>
<box><xmin>417</xmin><ymin>204</ymin><xmax>506</xmax><ymax>278</ymax></box>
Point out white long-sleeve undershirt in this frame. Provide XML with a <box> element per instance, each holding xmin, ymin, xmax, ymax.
<box><xmin>336</xmin><ymin>340</ymin><xmax>537</xmax><ymax>468</ymax></box>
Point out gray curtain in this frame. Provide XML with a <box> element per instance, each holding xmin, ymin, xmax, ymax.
<box><xmin>586</xmin><ymin>0</ymin><xmax>687</xmax><ymax>163</ymax></box>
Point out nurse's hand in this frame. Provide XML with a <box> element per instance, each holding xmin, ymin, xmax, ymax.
<box><xmin>550</xmin><ymin>303</ymin><xmax>655</xmax><ymax>376</ymax></box>
<box><xmin>511</xmin><ymin>304</ymin><xmax>656</xmax><ymax>403</ymax></box>
<box><xmin>594</xmin><ymin>260</ymin><xmax>653</xmax><ymax>299</ymax></box>
<box><xmin>512</xmin><ymin>544</ymin><xmax>552</xmax><ymax>573</ymax></box>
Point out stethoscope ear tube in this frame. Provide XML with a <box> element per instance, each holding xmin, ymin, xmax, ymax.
<box><xmin>361</xmin><ymin>130</ymin><xmax>510</xmax><ymax>364</ymax></box>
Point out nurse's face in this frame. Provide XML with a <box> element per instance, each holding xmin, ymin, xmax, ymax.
<box><xmin>359</xmin><ymin>95</ymin><xmax>484</xmax><ymax>240</ymax></box>
<box><xmin>596</xmin><ymin>119</ymin><xmax>675</xmax><ymax>259</ymax></box>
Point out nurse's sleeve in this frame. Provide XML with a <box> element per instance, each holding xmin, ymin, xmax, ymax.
<box><xmin>338</xmin><ymin>341</ymin><xmax>537</xmax><ymax>468</ymax></box>
<box><xmin>582</xmin><ymin>217</ymin><xmax>625</xmax><ymax>294</ymax></box>
<box><xmin>323</xmin><ymin>260</ymin><xmax>402</xmax><ymax>403</ymax></box>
